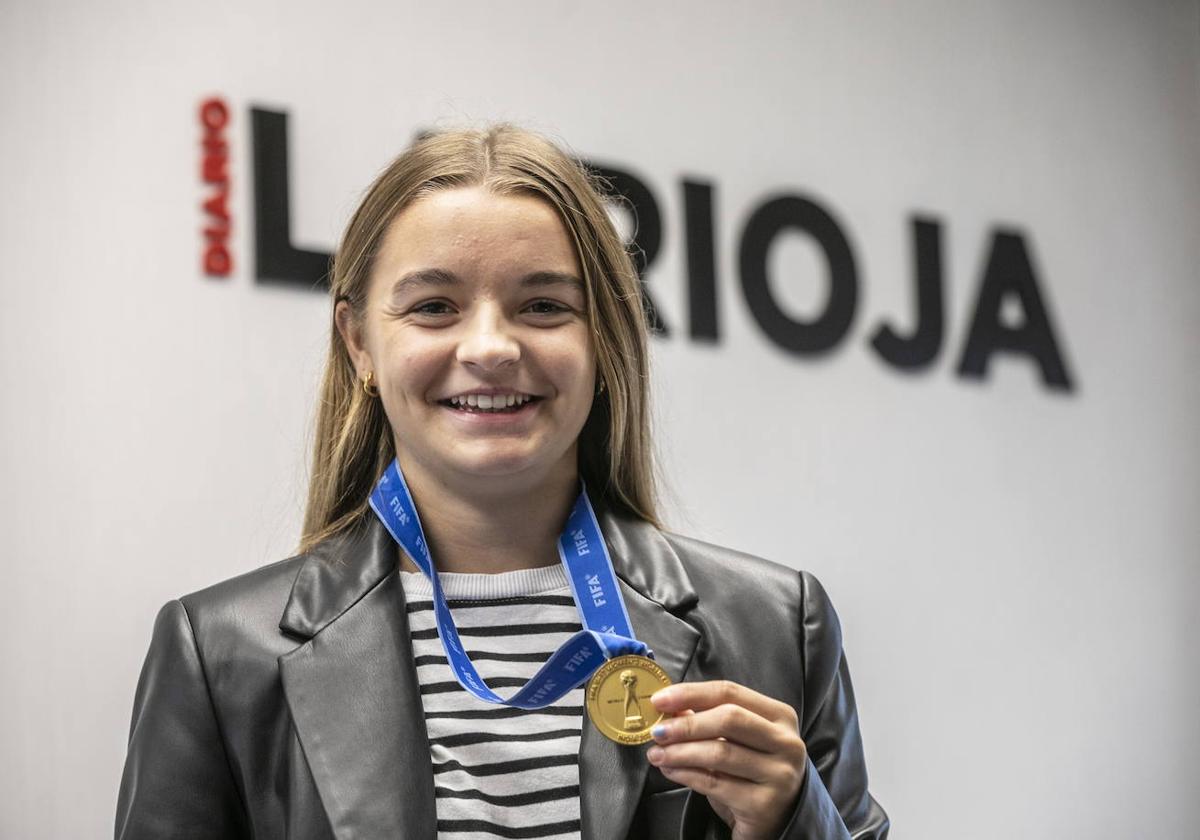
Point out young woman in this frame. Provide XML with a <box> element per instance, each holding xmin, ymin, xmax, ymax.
<box><xmin>116</xmin><ymin>126</ymin><xmax>889</xmax><ymax>840</ymax></box>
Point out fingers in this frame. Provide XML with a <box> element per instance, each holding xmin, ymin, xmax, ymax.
<box><xmin>652</xmin><ymin>764</ymin><xmax>764</xmax><ymax>806</ymax></box>
<box><xmin>651</xmin><ymin>680</ymin><xmax>799</xmax><ymax>728</ymax></box>
<box><xmin>652</xmin><ymin>702</ymin><xmax>792</xmax><ymax>755</ymax></box>
<box><xmin>647</xmin><ymin>737</ymin><xmax>774</xmax><ymax>784</ymax></box>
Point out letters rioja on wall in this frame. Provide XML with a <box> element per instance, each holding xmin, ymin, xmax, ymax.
<box><xmin>209</xmin><ymin>105</ymin><xmax>1076</xmax><ymax>394</ymax></box>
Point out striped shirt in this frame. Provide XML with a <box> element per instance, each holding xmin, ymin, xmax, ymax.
<box><xmin>400</xmin><ymin>565</ymin><xmax>585</xmax><ymax>840</ymax></box>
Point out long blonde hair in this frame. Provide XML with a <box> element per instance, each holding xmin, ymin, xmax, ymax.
<box><xmin>299</xmin><ymin>125</ymin><xmax>658</xmax><ymax>552</ymax></box>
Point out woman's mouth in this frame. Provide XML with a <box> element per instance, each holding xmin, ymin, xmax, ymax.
<box><xmin>438</xmin><ymin>393</ymin><xmax>543</xmax><ymax>414</ymax></box>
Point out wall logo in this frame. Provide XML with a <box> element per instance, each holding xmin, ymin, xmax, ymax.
<box><xmin>198</xmin><ymin>98</ymin><xmax>233</xmax><ymax>277</ymax></box>
<box><xmin>198</xmin><ymin>98</ymin><xmax>1075</xmax><ymax>393</ymax></box>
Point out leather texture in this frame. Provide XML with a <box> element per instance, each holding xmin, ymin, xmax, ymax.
<box><xmin>115</xmin><ymin>510</ymin><xmax>889</xmax><ymax>840</ymax></box>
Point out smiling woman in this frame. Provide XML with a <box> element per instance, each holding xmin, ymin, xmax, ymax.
<box><xmin>302</xmin><ymin>128</ymin><xmax>658</xmax><ymax>563</ymax></box>
<box><xmin>116</xmin><ymin>125</ymin><xmax>889</xmax><ymax>840</ymax></box>
<box><xmin>334</xmin><ymin>187</ymin><xmax>600</xmax><ymax>544</ymax></box>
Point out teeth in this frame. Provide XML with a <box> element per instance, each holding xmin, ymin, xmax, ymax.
<box><xmin>446</xmin><ymin>393</ymin><xmax>533</xmax><ymax>412</ymax></box>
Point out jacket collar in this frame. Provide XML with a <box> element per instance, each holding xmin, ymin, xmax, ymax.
<box><xmin>278</xmin><ymin>518</ymin><xmax>399</xmax><ymax>639</ymax></box>
<box><xmin>277</xmin><ymin>510</ymin><xmax>702</xmax><ymax>840</ymax></box>
<box><xmin>279</xmin><ymin>510</ymin><xmax>699</xmax><ymax>639</ymax></box>
<box><xmin>601</xmin><ymin>509</ymin><xmax>699</xmax><ymax>617</ymax></box>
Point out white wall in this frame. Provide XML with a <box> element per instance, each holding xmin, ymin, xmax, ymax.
<box><xmin>2</xmin><ymin>1</ymin><xmax>1198</xmax><ymax>837</ymax></box>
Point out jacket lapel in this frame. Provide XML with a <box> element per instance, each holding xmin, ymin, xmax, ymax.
<box><xmin>579</xmin><ymin>513</ymin><xmax>702</xmax><ymax>840</ymax></box>
<box><xmin>278</xmin><ymin>520</ymin><xmax>436</xmax><ymax>840</ymax></box>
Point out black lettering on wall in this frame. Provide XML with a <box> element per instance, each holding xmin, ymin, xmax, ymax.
<box><xmin>957</xmin><ymin>230</ymin><xmax>1074</xmax><ymax>391</ymax></box>
<box><xmin>738</xmin><ymin>194</ymin><xmax>858</xmax><ymax>355</ymax></box>
<box><xmin>586</xmin><ymin>162</ymin><xmax>668</xmax><ymax>334</ymax></box>
<box><xmin>252</xmin><ymin>107</ymin><xmax>332</xmax><ymax>290</ymax></box>
<box><xmin>683</xmin><ymin>179</ymin><xmax>719</xmax><ymax>342</ymax></box>
<box><xmin>871</xmin><ymin>216</ymin><xmax>944</xmax><ymax>369</ymax></box>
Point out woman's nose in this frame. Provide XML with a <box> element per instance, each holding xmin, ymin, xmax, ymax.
<box><xmin>455</xmin><ymin>310</ymin><xmax>521</xmax><ymax>371</ymax></box>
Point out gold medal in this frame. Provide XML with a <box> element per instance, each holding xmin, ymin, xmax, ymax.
<box><xmin>585</xmin><ymin>654</ymin><xmax>673</xmax><ymax>746</ymax></box>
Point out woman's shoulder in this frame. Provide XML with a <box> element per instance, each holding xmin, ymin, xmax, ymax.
<box><xmin>604</xmin><ymin>510</ymin><xmax>837</xmax><ymax>612</ymax></box>
<box><xmin>175</xmin><ymin>553</ymin><xmax>307</xmax><ymax>631</ymax></box>
<box><xmin>655</xmin><ymin>527</ymin><xmax>842</xmax><ymax>641</ymax></box>
<box><xmin>659</xmin><ymin>528</ymin><xmax>798</xmax><ymax>580</ymax></box>
<box><xmin>139</xmin><ymin>554</ymin><xmax>311</xmax><ymax>683</ymax></box>
<box><xmin>659</xmin><ymin>527</ymin><xmax>826</xmax><ymax>591</ymax></box>
<box><xmin>163</xmin><ymin>520</ymin><xmax>390</xmax><ymax>656</ymax></box>
<box><xmin>174</xmin><ymin>521</ymin><xmax>370</xmax><ymax>628</ymax></box>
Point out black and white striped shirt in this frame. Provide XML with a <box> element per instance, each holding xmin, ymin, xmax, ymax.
<box><xmin>400</xmin><ymin>565</ymin><xmax>585</xmax><ymax>840</ymax></box>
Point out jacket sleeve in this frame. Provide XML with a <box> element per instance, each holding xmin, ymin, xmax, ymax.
<box><xmin>772</xmin><ymin>572</ymin><xmax>888</xmax><ymax>840</ymax></box>
<box><xmin>115</xmin><ymin>599</ymin><xmax>249</xmax><ymax>839</ymax></box>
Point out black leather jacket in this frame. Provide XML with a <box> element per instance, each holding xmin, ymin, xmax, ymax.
<box><xmin>115</xmin><ymin>510</ymin><xmax>889</xmax><ymax>839</ymax></box>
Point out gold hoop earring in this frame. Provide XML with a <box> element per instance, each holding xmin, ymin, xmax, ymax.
<box><xmin>362</xmin><ymin>371</ymin><xmax>380</xmax><ymax>398</ymax></box>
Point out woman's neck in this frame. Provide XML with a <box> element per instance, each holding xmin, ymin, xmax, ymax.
<box><xmin>395</xmin><ymin>456</ymin><xmax>579</xmax><ymax>575</ymax></box>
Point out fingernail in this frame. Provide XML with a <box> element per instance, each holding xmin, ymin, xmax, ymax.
<box><xmin>651</xmin><ymin>688</ymin><xmax>673</xmax><ymax>706</ymax></box>
<box><xmin>651</xmin><ymin>724</ymin><xmax>668</xmax><ymax>740</ymax></box>
<box><xmin>646</xmin><ymin>746</ymin><xmax>664</xmax><ymax>762</ymax></box>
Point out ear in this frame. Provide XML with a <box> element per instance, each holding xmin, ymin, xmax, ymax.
<box><xmin>335</xmin><ymin>300</ymin><xmax>373</xmax><ymax>380</ymax></box>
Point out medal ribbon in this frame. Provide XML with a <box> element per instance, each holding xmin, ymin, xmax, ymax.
<box><xmin>369</xmin><ymin>459</ymin><xmax>650</xmax><ymax>709</ymax></box>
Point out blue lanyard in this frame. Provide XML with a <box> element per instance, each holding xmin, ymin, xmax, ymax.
<box><xmin>369</xmin><ymin>459</ymin><xmax>650</xmax><ymax>709</ymax></box>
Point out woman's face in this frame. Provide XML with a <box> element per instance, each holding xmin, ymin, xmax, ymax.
<box><xmin>338</xmin><ymin>186</ymin><xmax>597</xmax><ymax>492</ymax></box>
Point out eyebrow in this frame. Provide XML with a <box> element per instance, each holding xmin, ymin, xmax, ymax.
<box><xmin>390</xmin><ymin>269</ymin><xmax>584</xmax><ymax>295</ymax></box>
<box><xmin>390</xmin><ymin>268</ymin><xmax>458</xmax><ymax>296</ymax></box>
<box><xmin>519</xmin><ymin>271</ymin><xmax>585</xmax><ymax>291</ymax></box>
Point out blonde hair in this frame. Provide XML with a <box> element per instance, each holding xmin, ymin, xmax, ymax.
<box><xmin>299</xmin><ymin>125</ymin><xmax>658</xmax><ymax>552</ymax></box>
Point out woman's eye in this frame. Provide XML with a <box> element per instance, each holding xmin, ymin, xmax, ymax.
<box><xmin>410</xmin><ymin>300</ymin><xmax>454</xmax><ymax>316</ymax></box>
<box><xmin>525</xmin><ymin>299</ymin><xmax>571</xmax><ymax>315</ymax></box>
